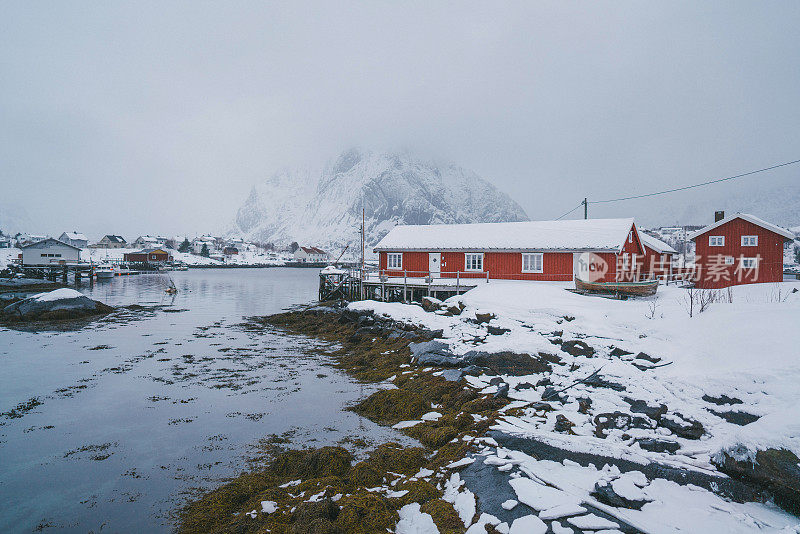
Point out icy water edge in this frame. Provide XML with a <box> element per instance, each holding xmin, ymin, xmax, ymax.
<box><xmin>0</xmin><ymin>268</ymin><xmax>408</xmax><ymax>533</ymax></box>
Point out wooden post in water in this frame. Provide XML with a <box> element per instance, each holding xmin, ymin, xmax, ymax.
<box><xmin>403</xmin><ymin>271</ymin><xmax>407</xmax><ymax>303</ymax></box>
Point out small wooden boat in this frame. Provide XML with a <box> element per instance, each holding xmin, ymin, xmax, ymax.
<box><xmin>575</xmin><ymin>278</ymin><xmax>658</xmax><ymax>297</ymax></box>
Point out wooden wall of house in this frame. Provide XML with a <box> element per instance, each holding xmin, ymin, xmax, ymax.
<box><xmin>693</xmin><ymin>218</ymin><xmax>785</xmax><ymax>288</ymax></box>
<box><xmin>639</xmin><ymin>247</ymin><xmax>674</xmax><ymax>278</ymax></box>
<box><xmin>381</xmin><ymin>250</ymin><xmax>623</xmax><ymax>281</ymax></box>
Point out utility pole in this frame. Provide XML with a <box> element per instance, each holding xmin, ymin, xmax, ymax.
<box><xmin>583</xmin><ymin>198</ymin><xmax>588</xmax><ymax>219</ymax></box>
<box><xmin>360</xmin><ymin>196</ymin><xmax>365</xmax><ymax>300</ymax></box>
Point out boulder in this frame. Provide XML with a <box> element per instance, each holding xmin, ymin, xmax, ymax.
<box><xmin>554</xmin><ymin>414</ymin><xmax>575</xmax><ymax>433</ymax></box>
<box><xmin>462</xmin><ymin>350</ymin><xmax>553</xmax><ymax>376</ymax></box>
<box><xmin>702</xmin><ymin>394</ymin><xmax>743</xmax><ymax>406</ymax></box>
<box><xmin>421</xmin><ymin>296</ymin><xmax>443</xmax><ymax>312</ymax></box>
<box><xmin>560</xmin><ymin>340</ymin><xmax>595</xmax><ymax>357</ymax></box>
<box><xmin>486</xmin><ymin>325</ymin><xmax>510</xmax><ymax>335</ymax></box>
<box><xmin>634</xmin><ymin>352</ymin><xmax>661</xmax><ymax>364</ymax></box>
<box><xmin>1</xmin><ymin>289</ymin><xmax>113</xmax><ymax>322</ymax></box>
<box><xmin>623</xmin><ymin>398</ymin><xmax>668</xmax><ymax>421</ymax></box>
<box><xmin>709</xmin><ymin>410</ymin><xmax>760</xmax><ymax>426</ymax></box>
<box><xmin>409</xmin><ymin>340</ymin><xmax>461</xmax><ymax>367</ymax></box>
<box><xmin>530</xmin><ymin>401</ymin><xmax>554</xmax><ymax>412</ymax></box>
<box><xmin>474</xmin><ymin>312</ymin><xmax>496</xmax><ymax>324</ymax></box>
<box><xmin>659</xmin><ymin>413</ymin><xmax>704</xmax><ymax>440</ymax></box>
<box><xmin>593</xmin><ymin>411</ymin><xmax>633</xmax><ymax>438</ymax></box>
<box><xmin>609</xmin><ymin>346</ymin><xmax>633</xmax><ymax>357</ymax></box>
<box><xmin>494</xmin><ymin>383</ymin><xmax>510</xmax><ymax>399</ymax></box>
<box><xmin>635</xmin><ymin>438</ymin><xmax>680</xmax><ymax>454</ymax></box>
<box><xmin>357</xmin><ymin>314</ymin><xmax>376</xmax><ymax>327</ymax></box>
<box><xmin>713</xmin><ymin>447</ymin><xmax>800</xmax><ymax>514</ymax></box>
<box><xmin>582</xmin><ymin>374</ymin><xmax>625</xmax><ymax>391</ymax></box>
<box><xmin>592</xmin><ymin>478</ymin><xmax>651</xmax><ymax>510</ymax></box>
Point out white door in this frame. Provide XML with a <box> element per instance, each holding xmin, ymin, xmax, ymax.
<box><xmin>428</xmin><ymin>252</ymin><xmax>441</xmax><ymax>277</ymax></box>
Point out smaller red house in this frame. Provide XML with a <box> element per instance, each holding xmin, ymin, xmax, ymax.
<box><xmin>123</xmin><ymin>248</ymin><xmax>172</xmax><ymax>264</ymax></box>
<box><xmin>689</xmin><ymin>212</ymin><xmax>794</xmax><ymax>288</ymax></box>
<box><xmin>638</xmin><ymin>233</ymin><xmax>677</xmax><ymax>280</ymax></box>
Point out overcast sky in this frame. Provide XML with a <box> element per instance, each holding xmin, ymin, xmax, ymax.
<box><xmin>2</xmin><ymin>2</ymin><xmax>799</xmax><ymax>238</ymax></box>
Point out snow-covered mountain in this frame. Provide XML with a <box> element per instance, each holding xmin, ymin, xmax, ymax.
<box><xmin>230</xmin><ymin>149</ymin><xmax>529</xmax><ymax>255</ymax></box>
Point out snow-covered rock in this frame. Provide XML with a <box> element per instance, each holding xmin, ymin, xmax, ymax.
<box><xmin>229</xmin><ymin>148</ymin><xmax>528</xmax><ymax>254</ymax></box>
<box><xmin>1</xmin><ymin>288</ymin><xmax>113</xmax><ymax>321</ymax></box>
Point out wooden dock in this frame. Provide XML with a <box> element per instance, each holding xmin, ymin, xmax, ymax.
<box><xmin>319</xmin><ymin>268</ymin><xmax>480</xmax><ymax>303</ymax></box>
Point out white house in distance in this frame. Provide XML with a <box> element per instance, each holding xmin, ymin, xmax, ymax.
<box><xmin>21</xmin><ymin>238</ymin><xmax>82</xmax><ymax>266</ymax></box>
<box><xmin>192</xmin><ymin>235</ymin><xmax>218</xmax><ymax>254</ymax></box>
<box><xmin>134</xmin><ymin>235</ymin><xmax>167</xmax><ymax>248</ymax></box>
<box><xmin>94</xmin><ymin>235</ymin><xmax>127</xmax><ymax>248</ymax></box>
<box><xmin>58</xmin><ymin>231</ymin><xmax>88</xmax><ymax>248</ymax></box>
<box><xmin>294</xmin><ymin>246</ymin><xmax>329</xmax><ymax>263</ymax></box>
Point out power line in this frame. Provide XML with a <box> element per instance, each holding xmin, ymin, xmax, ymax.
<box><xmin>552</xmin><ymin>158</ymin><xmax>800</xmax><ymax>219</ymax></box>
<box><xmin>591</xmin><ymin>158</ymin><xmax>800</xmax><ymax>204</ymax></box>
<box><xmin>555</xmin><ymin>202</ymin><xmax>584</xmax><ymax>220</ymax></box>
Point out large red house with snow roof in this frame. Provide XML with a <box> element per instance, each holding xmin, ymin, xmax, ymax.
<box><xmin>374</xmin><ymin>218</ymin><xmax>645</xmax><ymax>283</ymax></box>
<box><xmin>689</xmin><ymin>212</ymin><xmax>794</xmax><ymax>289</ymax></box>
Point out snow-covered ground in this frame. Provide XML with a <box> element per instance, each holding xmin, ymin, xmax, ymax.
<box><xmin>80</xmin><ymin>247</ymin><xmax>222</xmax><ymax>266</ymax></box>
<box><xmin>0</xmin><ymin>247</ymin><xmax>21</xmax><ymax>269</ymax></box>
<box><xmin>1</xmin><ymin>246</ymin><xmax>293</xmax><ymax>269</ymax></box>
<box><xmin>350</xmin><ymin>281</ymin><xmax>800</xmax><ymax>533</ymax></box>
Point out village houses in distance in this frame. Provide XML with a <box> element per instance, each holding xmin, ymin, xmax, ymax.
<box><xmin>3</xmin><ymin>211</ymin><xmax>798</xmax><ymax>289</ymax></box>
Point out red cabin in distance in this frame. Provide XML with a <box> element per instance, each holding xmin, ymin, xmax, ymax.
<box><xmin>638</xmin><ymin>233</ymin><xmax>677</xmax><ymax>280</ymax></box>
<box><xmin>374</xmin><ymin>218</ymin><xmax>645</xmax><ymax>283</ymax></box>
<box><xmin>689</xmin><ymin>212</ymin><xmax>794</xmax><ymax>289</ymax></box>
<box><xmin>123</xmin><ymin>247</ymin><xmax>172</xmax><ymax>264</ymax></box>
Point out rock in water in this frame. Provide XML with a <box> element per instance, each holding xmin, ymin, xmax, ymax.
<box><xmin>1</xmin><ymin>288</ymin><xmax>113</xmax><ymax>322</ymax></box>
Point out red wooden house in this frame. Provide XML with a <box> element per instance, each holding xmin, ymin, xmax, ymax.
<box><xmin>689</xmin><ymin>212</ymin><xmax>794</xmax><ymax>289</ymax></box>
<box><xmin>374</xmin><ymin>218</ymin><xmax>645</xmax><ymax>283</ymax></box>
<box><xmin>638</xmin><ymin>233</ymin><xmax>677</xmax><ymax>280</ymax></box>
<box><xmin>123</xmin><ymin>247</ymin><xmax>172</xmax><ymax>264</ymax></box>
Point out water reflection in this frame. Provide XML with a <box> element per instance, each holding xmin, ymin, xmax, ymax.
<box><xmin>0</xmin><ymin>268</ymin><xmax>406</xmax><ymax>533</ymax></box>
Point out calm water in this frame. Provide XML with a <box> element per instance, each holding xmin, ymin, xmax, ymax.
<box><xmin>0</xmin><ymin>268</ymin><xmax>404</xmax><ymax>533</ymax></box>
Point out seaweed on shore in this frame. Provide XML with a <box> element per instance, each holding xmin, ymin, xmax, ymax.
<box><xmin>178</xmin><ymin>308</ymin><xmax>512</xmax><ymax>534</ymax></box>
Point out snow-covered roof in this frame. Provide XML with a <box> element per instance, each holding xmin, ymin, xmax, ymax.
<box><xmin>103</xmin><ymin>234</ymin><xmax>126</xmax><ymax>243</ymax></box>
<box><xmin>20</xmin><ymin>238</ymin><xmax>82</xmax><ymax>250</ymax></box>
<box><xmin>639</xmin><ymin>233</ymin><xmax>677</xmax><ymax>254</ymax></box>
<box><xmin>374</xmin><ymin>218</ymin><xmax>636</xmax><ymax>253</ymax></box>
<box><xmin>61</xmin><ymin>231</ymin><xmax>87</xmax><ymax>241</ymax></box>
<box><xmin>300</xmin><ymin>246</ymin><xmax>327</xmax><ymax>254</ymax></box>
<box><xmin>688</xmin><ymin>213</ymin><xmax>795</xmax><ymax>241</ymax></box>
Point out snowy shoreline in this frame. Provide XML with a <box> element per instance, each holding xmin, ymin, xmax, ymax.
<box><xmin>344</xmin><ymin>280</ymin><xmax>800</xmax><ymax>532</ymax></box>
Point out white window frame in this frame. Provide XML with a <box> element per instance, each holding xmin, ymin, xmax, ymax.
<box><xmin>521</xmin><ymin>253</ymin><xmax>543</xmax><ymax>273</ymax></box>
<box><xmin>724</xmin><ymin>256</ymin><xmax>734</xmax><ymax>265</ymax></box>
<box><xmin>464</xmin><ymin>253</ymin><xmax>483</xmax><ymax>272</ymax></box>
<box><xmin>741</xmin><ymin>235</ymin><xmax>758</xmax><ymax>247</ymax></box>
<box><xmin>740</xmin><ymin>257</ymin><xmax>758</xmax><ymax>269</ymax></box>
<box><xmin>709</xmin><ymin>235</ymin><xmax>725</xmax><ymax>247</ymax></box>
<box><xmin>386</xmin><ymin>253</ymin><xmax>402</xmax><ymax>270</ymax></box>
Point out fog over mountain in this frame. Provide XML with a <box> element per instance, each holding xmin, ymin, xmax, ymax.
<box><xmin>230</xmin><ymin>149</ymin><xmax>529</xmax><ymax>253</ymax></box>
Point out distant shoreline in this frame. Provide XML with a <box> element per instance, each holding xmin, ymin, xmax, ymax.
<box><xmin>189</xmin><ymin>262</ymin><xmax>330</xmax><ymax>269</ymax></box>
